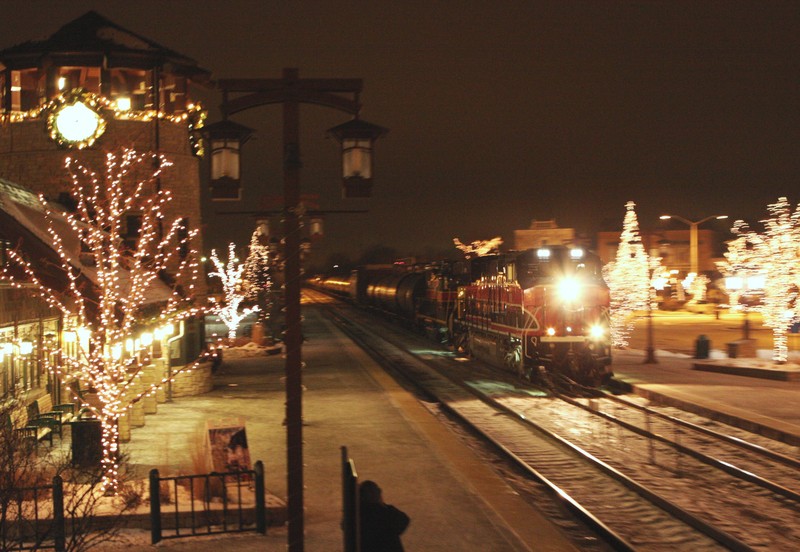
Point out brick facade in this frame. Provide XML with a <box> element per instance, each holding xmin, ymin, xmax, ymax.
<box><xmin>0</xmin><ymin>116</ymin><xmax>206</xmax><ymax>294</ymax></box>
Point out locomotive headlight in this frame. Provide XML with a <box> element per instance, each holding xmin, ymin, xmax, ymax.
<box><xmin>557</xmin><ymin>277</ymin><xmax>580</xmax><ymax>302</ymax></box>
<box><xmin>546</xmin><ymin>327</ymin><xmax>556</xmax><ymax>336</ymax></box>
<box><xmin>589</xmin><ymin>325</ymin><xmax>605</xmax><ymax>340</ymax></box>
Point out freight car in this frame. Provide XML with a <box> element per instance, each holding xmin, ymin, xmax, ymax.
<box><xmin>311</xmin><ymin>246</ymin><xmax>612</xmax><ymax>386</ymax></box>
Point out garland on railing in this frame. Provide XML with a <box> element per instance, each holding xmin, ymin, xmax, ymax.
<box><xmin>1</xmin><ymin>88</ymin><xmax>207</xmax><ymax>155</ymax></box>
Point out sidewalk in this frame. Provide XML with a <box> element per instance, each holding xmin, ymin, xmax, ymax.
<box><xmin>104</xmin><ymin>305</ymin><xmax>573</xmax><ymax>551</ymax></box>
<box><xmin>95</xmin><ymin>312</ymin><xmax>800</xmax><ymax>550</ymax></box>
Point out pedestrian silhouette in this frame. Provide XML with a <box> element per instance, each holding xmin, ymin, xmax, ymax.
<box><xmin>359</xmin><ymin>480</ymin><xmax>410</xmax><ymax>552</ymax></box>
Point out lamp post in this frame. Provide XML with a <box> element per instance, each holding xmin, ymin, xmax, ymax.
<box><xmin>205</xmin><ymin>68</ymin><xmax>386</xmax><ymax>552</ymax></box>
<box><xmin>644</xmin><ymin>264</ymin><xmax>666</xmax><ymax>364</ymax></box>
<box><xmin>659</xmin><ymin>214</ymin><xmax>728</xmax><ymax>276</ymax></box>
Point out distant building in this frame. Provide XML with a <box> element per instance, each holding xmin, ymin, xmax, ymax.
<box><xmin>0</xmin><ymin>12</ymin><xmax>212</xmax><ymax>407</ymax></box>
<box><xmin>513</xmin><ymin>219</ymin><xmax>576</xmax><ymax>250</ymax></box>
<box><xmin>596</xmin><ymin>228</ymin><xmax>722</xmax><ymax>275</ymax></box>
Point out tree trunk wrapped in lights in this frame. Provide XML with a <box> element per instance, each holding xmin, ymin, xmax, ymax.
<box><xmin>723</xmin><ymin>197</ymin><xmax>800</xmax><ymax>363</ymax></box>
<box><xmin>603</xmin><ymin>201</ymin><xmax>651</xmax><ymax>348</ymax></box>
<box><xmin>208</xmin><ymin>242</ymin><xmax>259</xmax><ymax>339</ymax></box>
<box><xmin>0</xmin><ymin>149</ymin><xmax>204</xmax><ymax>494</ymax></box>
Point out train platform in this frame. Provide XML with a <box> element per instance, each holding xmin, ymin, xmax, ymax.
<box><xmin>610</xmin><ymin>348</ymin><xmax>800</xmax><ymax>446</ymax></box>
<box><xmin>105</xmin><ymin>304</ymin><xmax>580</xmax><ymax>551</ymax></box>
<box><xmin>96</xmin><ymin>306</ymin><xmax>800</xmax><ymax>550</ymax></box>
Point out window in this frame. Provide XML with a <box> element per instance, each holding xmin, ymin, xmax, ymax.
<box><xmin>178</xmin><ymin>218</ymin><xmax>189</xmax><ymax>260</ymax></box>
<box><xmin>125</xmin><ymin>214</ymin><xmax>143</xmax><ymax>239</ymax></box>
<box><xmin>0</xmin><ymin>239</ymin><xmax>10</xmax><ymax>267</ymax></box>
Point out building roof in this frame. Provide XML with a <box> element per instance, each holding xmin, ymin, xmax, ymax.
<box><xmin>0</xmin><ymin>10</ymin><xmax>211</xmax><ymax>82</ymax></box>
<box><xmin>0</xmin><ymin>178</ymin><xmax>172</xmax><ymax>305</ymax></box>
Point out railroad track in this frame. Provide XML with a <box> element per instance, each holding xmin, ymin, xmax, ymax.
<box><xmin>307</xmin><ymin>291</ymin><xmax>799</xmax><ymax>551</ymax></box>
<box><xmin>568</xmin><ymin>390</ymin><xmax>800</xmax><ymax>498</ymax></box>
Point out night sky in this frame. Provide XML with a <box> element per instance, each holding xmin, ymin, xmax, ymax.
<box><xmin>3</xmin><ymin>1</ymin><xmax>799</xmax><ymax>269</ymax></box>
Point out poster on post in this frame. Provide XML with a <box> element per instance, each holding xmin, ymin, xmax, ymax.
<box><xmin>206</xmin><ymin>417</ymin><xmax>252</xmax><ymax>475</ymax></box>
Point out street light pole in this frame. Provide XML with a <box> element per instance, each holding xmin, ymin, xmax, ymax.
<box><xmin>282</xmin><ymin>85</ymin><xmax>305</xmax><ymax>552</ymax></box>
<box><xmin>208</xmin><ymin>69</ymin><xmax>385</xmax><ymax>552</ymax></box>
<box><xmin>659</xmin><ymin>214</ymin><xmax>728</xmax><ymax>275</ymax></box>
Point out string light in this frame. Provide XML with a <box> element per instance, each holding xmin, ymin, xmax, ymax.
<box><xmin>721</xmin><ymin>197</ymin><xmax>800</xmax><ymax>363</ymax></box>
<box><xmin>241</xmin><ymin>226</ymin><xmax>273</xmax><ymax>330</ymax></box>
<box><xmin>603</xmin><ymin>201</ymin><xmax>651</xmax><ymax>348</ymax></box>
<box><xmin>3</xmin><ymin>89</ymin><xmax>207</xmax><ymax>156</ymax></box>
<box><xmin>208</xmin><ymin>242</ymin><xmax>259</xmax><ymax>339</ymax></box>
<box><xmin>453</xmin><ymin>236</ymin><xmax>503</xmax><ymax>259</ymax></box>
<box><xmin>0</xmin><ymin>148</ymin><xmax>205</xmax><ymax>493</ymax></box>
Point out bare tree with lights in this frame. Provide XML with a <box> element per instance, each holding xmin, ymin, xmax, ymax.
<box><xmin>603</xmin><ymin>201</ymin><xmax>651</xmax><ymax>348</ymax></box>
<box><xmin>684</xmin><ymin>273</ymin><xmax>710</xmax><ymax>302</ymax></box>
<box><xmin>208</xmin><ymin>242</ymin><xmax>259</xmax><ymax>340</ymax></box>
<box><xmin>717</xmin><ymin>231</ymin><xmax>765</xmax><ymax>341</ymax></box>
<box><xmin>0</xmin><ymin>149</ymin><xmax>203</xmax><ymax>494</ymax></box>
<box><xmin>724</xmin><ymin>197</ymin><xmax>800</xmax><ymax>363</ymax></box>
<box><xmin>453</xmin><ymin>236</ymin><xmax>503</xmax><ymax>258</ymax></box>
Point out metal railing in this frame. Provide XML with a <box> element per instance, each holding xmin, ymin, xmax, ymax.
<box><xmin>0</xmin><ymin>463</ymin><xmax>269</xmax><ymax>550</ymax></box>
<box><xmin>0</xmin><ymin>475</ymin><xmax>66</xmax><ymax>552</ymax></box>
<box><xmin>149</xmin><ymin>461</ymin><xmax>266</xmax><ymax>544</ymax></box>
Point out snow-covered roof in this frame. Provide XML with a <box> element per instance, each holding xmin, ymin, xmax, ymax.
<box><xmin>0</xmin><ymin>178</ymin><xmax>172</xmax><ymax>305</ymax></box>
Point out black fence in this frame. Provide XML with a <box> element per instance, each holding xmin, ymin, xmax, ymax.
<box><xmin>0</xmin><ymin>463</ymin><xmax>268</xmax><ymax>550</ymax></box>
<box><xmin>0</xmin><ymin>476</ymin><xmax>65</xmax><ymax>552</ymax></box>
<box><xmin>149</xmin><ymin>461</ymin><xmax>266</xmax><ymax>544</ymax></box>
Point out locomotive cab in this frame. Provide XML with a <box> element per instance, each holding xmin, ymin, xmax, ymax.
<box><xmin>457</xmin><ymin>246</ymin><xmax>612</xmax><ymax>386</ymax></box>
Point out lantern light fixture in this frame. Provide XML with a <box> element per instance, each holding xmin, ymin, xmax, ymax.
<box><xmin>326</xmin><ymin>117</ymin><xmax>388</xmax><ymax>198</ymax></box>
<box><xmin>203</xmin><ymin>119</ymin><xmax>254</xmax><ymax>201</ymax></box>
<box><xmin>19</xmin><ymin>340</ymin><xmax>33</xmax><ymax>355</ymax></box>
<box><xmin>309</xmin><ymin>217</ymin><xmax>323</xmax><ymax>240</ymax></box>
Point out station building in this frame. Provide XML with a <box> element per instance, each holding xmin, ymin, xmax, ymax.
<box><xmin>0</xmin><ymin>12</ymin><xmax>212</xmax><ymax>415</ymax></box>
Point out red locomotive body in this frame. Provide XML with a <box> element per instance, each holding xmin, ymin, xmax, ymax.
<box><xmin>453</xmin><ymin>246</ymin><xmax>612</xmax><ymax>383</ymax></box>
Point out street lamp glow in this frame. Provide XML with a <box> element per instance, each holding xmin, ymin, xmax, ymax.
<box><xmin>725</xmin><ymin>276</ymin><xmax>744</xmax><ymax>291</ymax></box>
<box><xmin>659</xmin><ymin>213</ymin><xmax>729</xmax><ymax>275</ymax></box>
<box><xmin>18</xmin><ymin>340</ymin><xmax>33</xmax><ymax>355</ymax></box>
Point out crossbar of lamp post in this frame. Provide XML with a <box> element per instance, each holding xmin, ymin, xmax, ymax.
<box><xmin>659</xmin><ymin>214</ymin><xmax>728</xmax><ymax>275</ymax></box>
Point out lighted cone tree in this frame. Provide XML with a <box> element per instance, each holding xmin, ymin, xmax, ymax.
<box><xmin>208</xmin><ymin>242</ymin><xmax>259</xmax><ymax>339</ymax></box>
<box><xmin>603</xmin><ymin>201</ymin><xmax>651</xmax><ymax>348</ymax></box>
<box><xmin>724</xmin><ymin>197</ymin><xmax>800</xmax><ymax>363</ymax></box>
<box><xmin>241</xmin><ymin>226</ymin><xmax>272</xmax><ymax>333</ymax></box>
<box><xmin>453</xmin><ymin>236</ymin><xmax>503</xmax><ymax>258</ymax></box>
<box><xmin>0</xmin><ymin>149</ymin><xmax>203</xmax><ymax>493</ymax></box>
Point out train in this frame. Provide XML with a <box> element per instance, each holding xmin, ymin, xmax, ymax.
<box><xmin>310</xmin><ymin>245</ymin><xmax>613</xmax><ymax>386</ymax></box>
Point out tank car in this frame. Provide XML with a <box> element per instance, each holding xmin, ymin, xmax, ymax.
<box><xmin>311</xmin><ymin>246</ymin><xmax>611</xmax><ymax>386</ymax></box>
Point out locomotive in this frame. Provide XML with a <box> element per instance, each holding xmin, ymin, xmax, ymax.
<box><xmin>312</xmin><ymin>246</ymin><xmax>612</xmax><ymax>386</ymax></box>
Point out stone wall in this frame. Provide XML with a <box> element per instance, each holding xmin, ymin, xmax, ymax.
<box><xmin>170</xmin><ymin>362</ymin><xmax>213</xmax><ymax>397</ymax></box>
<box><xmin>118</xmin><ymin>360</ymin><xmax>213</xmax><ymax>443</ymax></box>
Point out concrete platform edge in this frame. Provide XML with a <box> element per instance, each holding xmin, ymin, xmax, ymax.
<box><xmin>613</xmin><ymin>378</ymin><xmax>800</xmax><ymax>447</ymax></box>
<box><xmin>693</xmin><ymin>360</ymin><xmax>800</xmax><ymax>381</ymax></box>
